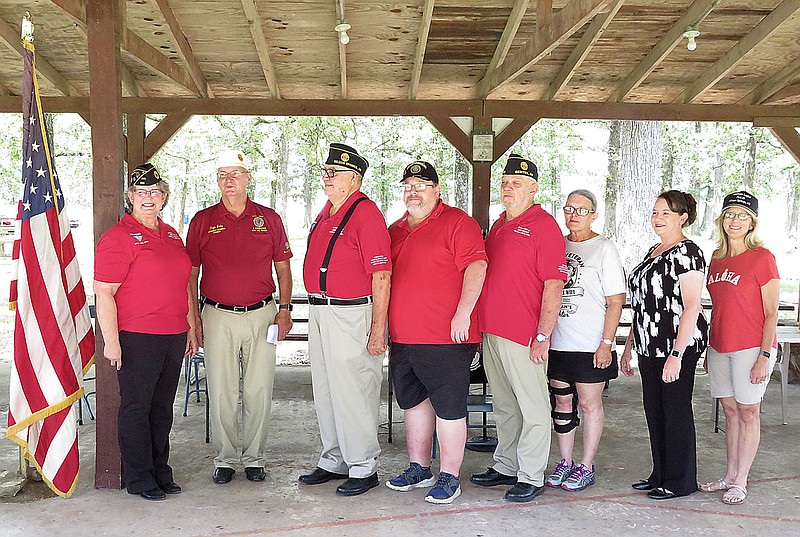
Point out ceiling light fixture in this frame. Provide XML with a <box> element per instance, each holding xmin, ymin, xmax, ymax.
<box><xmin>683</xmin><ymin>27</ymin><xmax>700</xmax><ymax>51</ymax></box>
<box><xmin>335</xmin><ymin>21</ymin><xmax>351</xmax><ymax>45</ymax></box>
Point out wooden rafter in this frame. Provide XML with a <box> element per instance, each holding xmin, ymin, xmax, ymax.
<box><xmin>0</xmin><ymin>16</ymin><xmax>82</xmax><ymax>96</ymax></box>
<box><xmin>152</xmin><ymin>0</ymin><xmax>212</xmax><ymax>98</ymax></box>
<box><xmin>608</xmin><ymin>0</ymin><xmax>717</xmax><ymax>103</ymax></box>
<box><xmin>426</xmin><ymin>116</ymin><xmax>472</xmax><ymax>160</ymax></box>
<box><xmin>546</xmin><ymin>0</ymin><xmax>625</xmax><ymax>100</ymax></box>
<box><xmin>476</xmin><ymin>0</ymin><xmax>608</xmax><ymax>98</ymax></box>
<box><xmin>240</xmin><ymin>0</ymin><xmax>280</xmax><ymax>98</ymax></box>
<box><xmin>143</xmin><ymin>113</ymin><xmax>192</xmax><ymax>161</ymax></box>
<box><xmin>739</xmin><ymin>56</ymin><xmax>800</xmax><ymax>105</ymax></box>
<box><xmin>487</xmin><ymin>0</ymin><xmax>531</xmax><ymax>72</ymax></box>
<box><xmin>674</xmin><ymin>0</ymin><xmax>800</xmax><ymax>104</ymax></box>
<box><xmin>768</xmin><ymin>126</ymin><xmax>800</xmax><ymax>165</ymax></box>
<box><xmin>50</xmin><ymin>0</ymin><xmax>197</xmax><ymax>96</ymax></box>
<box><xmin>764</xmin><ymin>82</ymin><xmax>800</xmax><ymax>104</ymax></box>
<box><xmin>494</xmin><ymin>117</ymin><xmax>541</xmax><ymax>158</ymax></box>
<box><xmin>409</xmin><ymin>0</ymin><xmax>435</xmax><ymax>99</ymax></box>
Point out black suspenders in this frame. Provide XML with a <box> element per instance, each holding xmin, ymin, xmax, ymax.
<box><xmin>307</xmin><ymin>197</ymin><xmax>368</xmax><ymax>297</ymax></box>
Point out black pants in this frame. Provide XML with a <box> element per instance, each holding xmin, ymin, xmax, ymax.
<box><xmin>118</xmin><ymin>331</ymin><xmax>186</xmax><ymax>494</ymax></box>
<box><xmin>638</xmin><ymin>349</ymin><xmax>701</xmax><ymax>496</ymax></box>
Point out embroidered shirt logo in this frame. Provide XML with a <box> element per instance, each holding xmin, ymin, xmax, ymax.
<box><xmin>370</xmin><ymin>255</ymin><xmax>389</xmax><ymax>266</ymax></box>
<box><xmin>130</xmin><ymin>232</ymin><xmax>148</xmax><ymax>245</ymax></box>
<box><xmin>513</xmin><ymin>226</ymin><xmax>531</xmax><ymax>237</ymax></box>
<box><xmin>253</xmin><ymin>216</ymin><xmax>265</xmax><ymax>228</ymax></box>
<box><xmin>208</xmin><ymin>224</ymin><xmax>225</xmax><ymax>234</ymax></box>
<box><xmin>167</xmin><ymin>231</ymin><xmax>180</xmax><ymax>240</ymax></box>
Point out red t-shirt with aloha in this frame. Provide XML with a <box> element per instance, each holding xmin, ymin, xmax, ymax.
<box><xmin>707</xmin><ymin>247</ymin><xmax>779</xmax><ymax>353</ymax></box>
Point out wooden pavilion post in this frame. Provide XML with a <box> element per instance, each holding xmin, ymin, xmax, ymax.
<box><xmin>127</xmin><ymin>114</ymin><xmax>146</xmax><ymax>169</ymax></box>
<box><xmin>88</xmin><ymin>0</ymin><xmax>125</xmax><ymax>489</ymax></box>
<box><xmin>471</xmin><ymin>114</ymin><xmax>494</xmax><ymax>233</ymax></box>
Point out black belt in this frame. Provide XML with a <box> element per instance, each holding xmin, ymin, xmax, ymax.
<box><xmin>308</xmin><ymin>296</ymin><xmax>372</xmax><ymax>306</ymax></box>
<box><xmin>201</xmin><ymin>296</ymin><xmax>273</xmax><ymax>312</ymax></box>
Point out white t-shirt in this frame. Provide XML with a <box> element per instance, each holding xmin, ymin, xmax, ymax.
<box><xmin>551</xmin><ymin>234</ymin><xmax>626</xmax><ymax>352</ymax></box>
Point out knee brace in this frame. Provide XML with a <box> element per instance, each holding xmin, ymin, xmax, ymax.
<box><xmin>548</xmin><ymin>383</ymin><xmax>580</xmax><ymax>434</ymax></box>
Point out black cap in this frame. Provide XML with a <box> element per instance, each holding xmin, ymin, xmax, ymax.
<box><xmin>325</xmin><ymin>143</ymin><xmax>369</xmax><ymax>176</ymax></box>
<box><xmin>722</xmin><ymin>190</ymin><xmax>758</xmax><ymax>216</ymax></box>
<box><xmin>401</xmin><ymin>161</ymin><xmax>439</xmax><ymax>184</ymax></box>
<box><xmin>130</xmin><ymin>163</ymin><xmax>161</xmax><ymax>187</ymax></box>
<box><xmin>503</xmin><ymin>153</ymin><xmax>538</xmax><ymax>180</ymax></box>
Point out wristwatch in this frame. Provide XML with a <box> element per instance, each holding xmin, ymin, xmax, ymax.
<box><xmin>601</xmin><ymin>338</ymin><xmax>613</xmax><ymax>346</ymax></box>
<box><xmin>278</xmin><ymin>304</ymin><xmax>293</xmax><ymax>311</ymax></box>
<box><xmin>761</xmin><ymin>350</ymin><xmax>770</xmax><ymax>358</ymax></box>
<box><xmin>535</xmin><ymin>333</ymin><xmax>550</xmax><ymax>343</ymax></box>
<box><xmin>670</xmin><ymin>349</ymin><xmax>683</xmax><ymax>359</ymax></box>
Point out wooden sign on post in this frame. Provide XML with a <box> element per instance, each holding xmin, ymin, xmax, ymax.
<box><xmin>472</xmin><ymin>130</ymin><xmax>494</xmax><ymax>162</ymax></box>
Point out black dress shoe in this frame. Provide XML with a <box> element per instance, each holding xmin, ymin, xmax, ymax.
<box><xmin>504</xmin><ymin>482</ymin><xmax>545</xmax><ymax>503</ymax></box>
<box><xmin>298</xmin><ymin>467</ymin><xmax>349</xmax><ymax>485</ymax></box>
<box><xmin>648</xmin><ymin>487</ymin><xmax>678</xmax><ymax>500</ymax></box>
<box><xmin>212</xmin><ymin>467</ymin><xmax>235</xmax><ymax>484</ymax></box>
<box><xmin>245</xmin><ymin>467</ymin><xmax>266</xmax><ymax>482</ymax></box>
<box><xmin>335</xmin><ymin>473</ymin><xmax>379</xmax><ymax>496</ymax></box>
<box><xmin>470</xmin><ymin>467</ymin><xmax>518</xmax><ymax>487</ymax></box>
<box><xmin>135</xmin><ymin>487</ymin><xmax>166</xmax><ymax>501</ymax></box>
<box><xmin>631</xmin><ymin>479</ymin><xmax>654</xmax><ymax>491</ymax></box>
<box><xmin>158</xmin><ymin>481</ymin><xmax>182</xmax><ymax>494</ymax></box>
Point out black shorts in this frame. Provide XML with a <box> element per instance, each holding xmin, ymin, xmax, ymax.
<box><xmin>547</xmin><ymin>349</ymin><xmax>619</xmax><ymax>384</ymax></box>
<box><xmin>389</xmin><ymin>342</ymin><xmax>477</xmax><ymax>420</ymax></box>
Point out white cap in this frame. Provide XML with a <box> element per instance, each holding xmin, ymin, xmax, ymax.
<box><xmin>216</xmin><ymin>149</ymin><xmax>248</xmax><ymax>170</ymax></box>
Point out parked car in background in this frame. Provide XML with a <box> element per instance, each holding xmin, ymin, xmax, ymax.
<box><xmin>0</xmin><ymin>215</ymin><xmax>14</xmax><ymax>236</ymax></box>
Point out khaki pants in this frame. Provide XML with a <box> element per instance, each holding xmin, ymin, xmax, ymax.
<box><xmin>482</xmin><ymin>333</ymin><xmax>551</xmax><ymax>486</ymax></box>
<box><xmin>309</xmin><ymin>303</ymin><xmax>382</xmax><ymax>477</ymax></box>
<box><xmin>202</xmin><ymin>303</ymin><xmax>277</xmax><ymax>469</ymax></box>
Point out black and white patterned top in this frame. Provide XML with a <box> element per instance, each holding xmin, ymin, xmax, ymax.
<box><xmin>628</xmin><ymin>240</ymin><xmax>709</xmax><ymax>358</ymax></box>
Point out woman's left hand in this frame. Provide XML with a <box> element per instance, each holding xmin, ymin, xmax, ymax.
<box><xmin>750</xmin><ymin>356</ymin><xmax>769</xmax><ymax>385</ymax></box>
<box><xmin>662</xmin><ymin>356</ymin><xmax>682</xmax><ymax>383</ymax></box>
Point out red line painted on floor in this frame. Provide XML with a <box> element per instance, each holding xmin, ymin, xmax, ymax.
<box><xmin>191</xmin><ymin>474</ymin><xmax>800</xmax><ymax>537</ymax></box>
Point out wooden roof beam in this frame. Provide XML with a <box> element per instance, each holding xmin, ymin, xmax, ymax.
<box><xmin>487</xmin><ymin>0</ymin><xmax>531</xmax><ymax>72</ymax></box>
<box><xmin>494</xmin><ymin>117</ymin><xmax>541</xmax><ymax>158</ymax></box>
<box><xmin>768</xmin><ymin>126</ymin><xmax>800</xmax><ymax>165</ymax></box>
<box><xmin>546</xmin><ymin>0</ymin><xmax>625</xmax><ymax>100</ymax></box>
<box><xmin>143</xmin><ymin>113</ymin><xmax>192</xmax><ymax>161</ymax></box>
<box><xmin>0</xmin><ymin>16</ymin><xmax>82</xmax><ymax>96</ymax></box>
<box><xmin>674</xmin><ymin>0</ymin><xmax>800</xmax><ymax>104</ymax></box>
<box><xmin>409</xmin><ymin>0</ymin><xmax>435</xmax><ymax>99</ymax></box>
<box><xmin>739</xmin><ymin>56</ymin><xmax>800</xmax><ymax>105</ymax></box>
<box><xmin>240</xmin><ymin>0</ymin><xmax>280</xmax><ymax>98</ymax></box>
<box><xmin>538</xmin><ymin>0</ymin><xmax>552</xmax><ymax>31</ymax></box>
<box><xmin>763</xmin><ymin>82</ymin><xmax>800</xmax><ymax>104</ymax></box>
<box><xmin>477</xmin><ymin>0</ymin><xmax>609</xmax><ymax>98</ymax></box>
<box><xmin>50</xmin><ymin>0</ymin><xmax>196</xmax><ymax>96</ymax></box>
<box><xmin>152</xmin><ymin>0</ymin><xmax>212</xmax><ymax>98</ymax></box>
<box><xmin>608</xmin><ymin>0</ymin><xmax>717</xmax><ymax>103</ymax></box>
<box><xmin>426</xmin><ymin>116</ymin><xmax>472</xmax><ymax>160</ymax></box>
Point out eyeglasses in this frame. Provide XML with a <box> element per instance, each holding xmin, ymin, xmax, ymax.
<box><xmin>400</xmin><ymin>182</ymin><xmax>436</xmax><ymax>192</ymax></box>
<box><xmin>723</xmin><ymin>212</ymin><xmax>752</xmax><ymax>221</ymax></box>
<box><xmin>133</xmin><ymin>189</ymin><xmax>165</xmax><ymax>199</ymax></box>
<box><xmin>217</xmin><ymin>170</ymin><xmax>248</xmax><ymax>180</ymax></box>
<box><xmin>563</xmin><ymin>206</ymin><xmax>594</xmax><ymax>216</ymax></box>
<box><xmin>320</xmin><ymin>167</ymin><xmax>352</xmax><ymax>179</ymax></box>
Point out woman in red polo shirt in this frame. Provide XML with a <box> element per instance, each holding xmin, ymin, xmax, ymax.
<box><xmin>700</xmin><ymin>191</ymin><xmax>779</xmax><ymax>506</ymax></box>
<box><xmin>94</xmin><ymin>164</ymin><xmax>196</xmax><ymax>502</ymax></box>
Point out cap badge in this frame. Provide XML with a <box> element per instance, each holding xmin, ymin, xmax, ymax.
<box><xmin>520</xmin><ymin>161</ymin><xmax>528</xmax><ymax>171</ymax></box>
<box><xmin>410</xmin><ymin>164</ymin><xmax>422</xmax><ymax>174</ymax></box>
<box><xmin>340</xmin><ymin>152</ymin><xmax>349</xmax><ymax>162</ymax></box>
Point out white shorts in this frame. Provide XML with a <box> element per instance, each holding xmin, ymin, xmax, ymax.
<box><xmin>707</xmin><ymin>346</ymin><xmax>777</xmax><ymax>405</ymax></box>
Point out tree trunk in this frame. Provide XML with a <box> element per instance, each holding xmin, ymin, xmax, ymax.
<box><xmin>790</xmin><ymin>169</ymin><xmax>800</xmax><ymax>239</ymax></box>
<box><xmin>743</xmin><ymin>127</ymin><xmax>756</xmax><ymax>191</ymax></box>
<box><xmin>276</xmin><ymin>131</ymin><xmax>289</xmax><ymax>220</ymax></box>
<box><xmin>662</xmin><ymin>129</ymin><xmax>674</xmax><ymax>191</ymax></box>
<box><xmin>604</xmin><ymin>120</ymin><xmax>621</xmax><ymax>240</ymax></box>
<box><xmin>698</xmin><ymin>152</ymin><xmax>724</xmax><ymax>236</ymax></box>
<box><xmin>453</xmin><ymin>149</ymin><xmax>469</xmax><ymax>211</ymax></box>
<box><xmin>177</xmin><ymin>159</ymin><xmax>189</xmax><ymax>234</ymax></box>
<box><xmin>616</xmin><ymin>120</ymin><xmax>663</xmax><ymax>269</ymax></box>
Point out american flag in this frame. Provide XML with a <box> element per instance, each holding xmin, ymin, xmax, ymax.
<box><xmin>5</xmin><ymin>38</ymin><xmax>95</xmax><ymax>498</ymax></box>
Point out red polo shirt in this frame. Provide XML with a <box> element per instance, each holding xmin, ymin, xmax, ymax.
<box><xmin>186</xmin><ymin>198</ymin><xmax>292</xmax><ymax>305</ymax></box>
<box><xmin>479</xmin><ymin>205</ymin><xmax>568</xmax><ymax>347</ymax></box>
<box><xmin>94</xmin><ymin>214</ymin><xmax>191</xmax><ymax>334</ymax></box>
<box><xmin>304</xmin><ymin>191</ymin><xmax>391</xmax><ymax>298</ymax></box>
<box><xmin>388</xmin><ymin>202</ymin><xmax>486</xmax><ymax>344</ymax></box>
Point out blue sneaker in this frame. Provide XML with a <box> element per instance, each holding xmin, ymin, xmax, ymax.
<box><xmin>386</xmin><ymin>463</ymin><xmax>436</xmax><ymax>492</ymax></box>
<box><xmin>424</xmin><ymin>472</ymin><xmax>461</xmax><ymax>504</ymax></box>
<box><xmin>561</xmin><ymin>463</ymin><xmax>595</xmax><ymax>491</ymax></box>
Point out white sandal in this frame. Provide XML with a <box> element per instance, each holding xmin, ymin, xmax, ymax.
<box><xmin>722</xmin><ymin>484</ymin><xmax>747</xmax><ymax>505</ymax></box>
<box><xmin>699</xmin><ymin>478</ymin><xmax>730</xmax><ymax>492</ymax></box>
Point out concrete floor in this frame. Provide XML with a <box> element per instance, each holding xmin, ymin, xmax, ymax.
<box><xmin>1</xmin><ymin>364</ymin><xmax>800</xmax><ymax>537</ymax></box>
